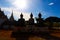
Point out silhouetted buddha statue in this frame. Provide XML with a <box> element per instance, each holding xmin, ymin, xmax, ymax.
<box><xmin>36</xmin><ymin>13</ymin><xmax>44</xmax><ymax>27</ymax></box>
<box><xmin>29</xmin><ymin>13</ymin><xmax>34</xmax><ymax>25</ymax></box>
<box><xmin>18</xmin><ymin>13</ymin><xmax>25</xmax><ymax>27</ymax></box>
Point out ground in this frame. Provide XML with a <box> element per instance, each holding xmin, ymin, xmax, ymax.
<box><xmin>0</xmin><ymin>30</ymin><xmax>45</xmax><ymax>40</ymax></box>
<box><xmin>0</xmin><ymin>30</ymin><xmax>60</xmax><ymax>40</ymax></box>
<box><xmin>0</xmin><ymin>30</ymin><xmax>15</xmax><ymax>40</ymax></box>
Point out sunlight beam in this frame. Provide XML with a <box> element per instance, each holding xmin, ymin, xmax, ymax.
<box><xmin>12</xmin><ymin>0</ymin><xmax>28</xmax><ymax>9</ymax></box>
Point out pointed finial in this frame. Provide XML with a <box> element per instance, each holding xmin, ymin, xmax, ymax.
<box><xmin>30</xmin><ymin>12</ymin><xmax>33</xmax><ymax>18</ymax></box>
<box><xmin>12</xmin><ymin>10</ymin><xmax>13</xmax><ymax>13</ymax></box>
<box><xmin>9</xmin><ymin>10</ymin><xmax>14</xmax><ymax>21</ymax></box>
<box><xmin>0</xmin><ymin>8</ymin><xmax>1</xmax><ymax>11</ymax></box>
<box><xmin>11</xmin><ymin>10</ymin><xmax>13</xmax><ymax>16</ymax></box>
<box><xmin>20</xmin><ymin>13</ymin><xmax>23</xmax><ymax>18</ymax></box>
<box><xmin>38</xmin><ymin>12</ymin><xmax>41</xmax><ymax>18</ymax></box>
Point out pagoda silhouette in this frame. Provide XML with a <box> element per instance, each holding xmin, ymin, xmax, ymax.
<box><xmin>0</xmin><ymin>8</ymin><xmax>60</xmax><ymax>40</ymax></box>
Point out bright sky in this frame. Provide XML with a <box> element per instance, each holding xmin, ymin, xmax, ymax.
<box><xmin>0</xmin><ymin>0</ymin><xmax>60</xmax><ymax>20</ymax></box>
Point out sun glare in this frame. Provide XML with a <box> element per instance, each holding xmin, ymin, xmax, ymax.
<box><xmin>13</xmin><ymin>0</ymin><xmax>28</xmax><ymax>9</ymax></box>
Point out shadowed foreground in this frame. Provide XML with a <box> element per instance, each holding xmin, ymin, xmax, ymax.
<box><xmin>0</xmin><ymin>30</ymin><xmax>45</xmax><ymax>40</ymax></box>
<box><xmin>0</xmin><ymin>30</ymin><xmax>60</xmax><ymax>40</ymax></box>
<box><xmin>0</xmin><ymin>9</ymin><xmax>60</xmax><ymax>40</ymax></box>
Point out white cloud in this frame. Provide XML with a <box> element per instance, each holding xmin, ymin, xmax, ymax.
<box><xmin>1</xmin><ymin>7</ymin><xmax>31</xmax><ymax>21</ymax></box>
<box><xmin>13</xmin><ymin>11</ymin><xmax>30</xmax><ymax>21</ymax></box>
<box><xmin>48</xmin><ymin>2</ymin><xmax>54</xmax><ymax>6</ymax></box>
<box><xmin>6</xmin><ymin>0</ymin><xmax>28</xmax><ymax>10</ymax></box>
<box><xmin>1</xmin><ymin>7</ymin><xmax>12</xmax><ymax>12</ymax></box>
<box><xmin>0</xmin><ymin>0</ymin><xmax>35</xmax><ymax>21</ymax></box>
